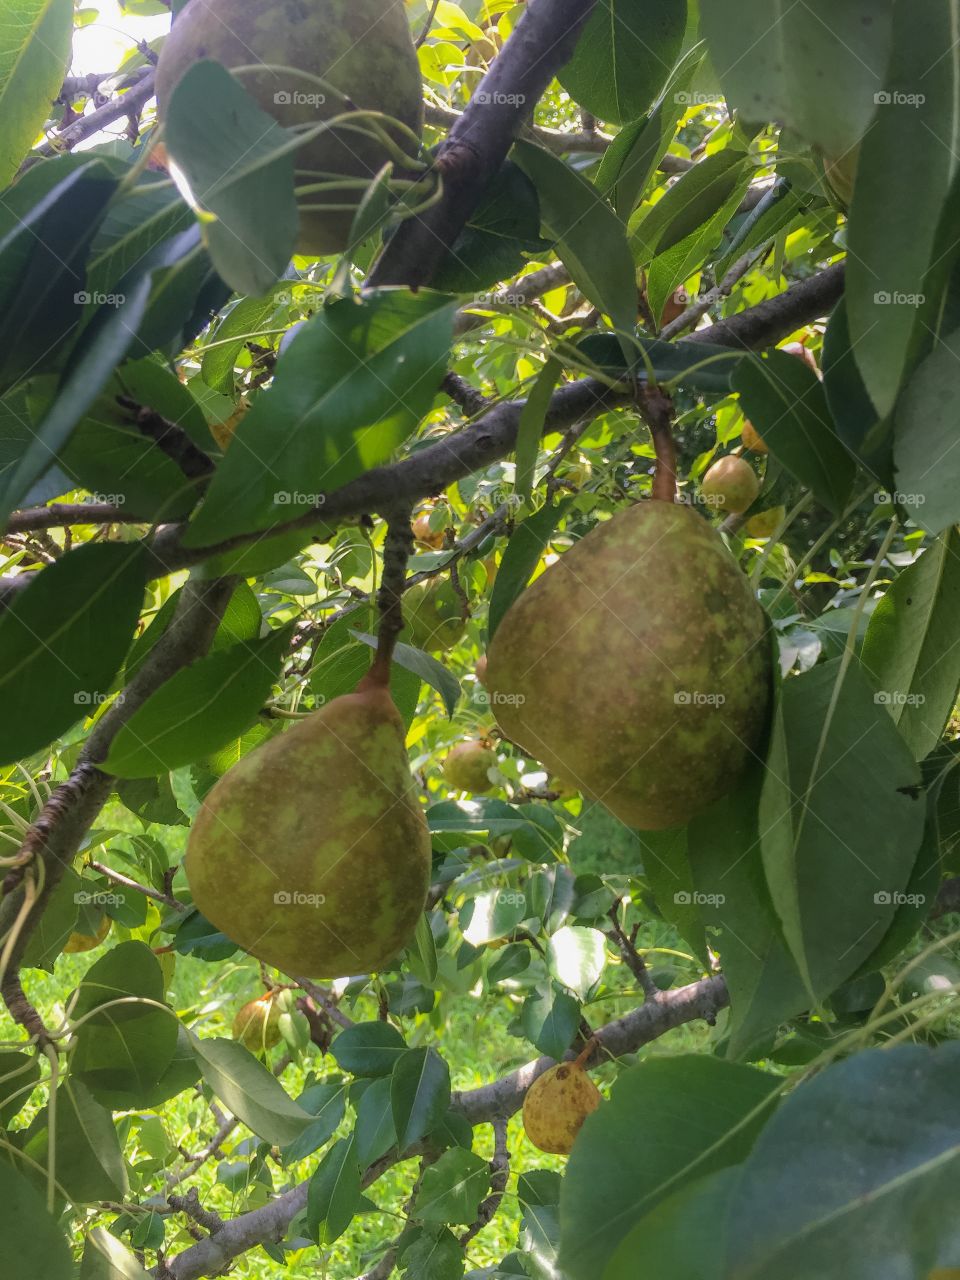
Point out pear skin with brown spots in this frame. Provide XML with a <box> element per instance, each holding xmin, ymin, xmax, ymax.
<box><xmin>155</xmin><ymin>0</ymin><xmax>423</xmax><ymax>254</ymax></box>
<box><xmin>487</xmin><ymin>502</ymin><xmax>771</xmax><ymax>830</ymax></box>
<box><xmin>523</xmin><ymin>1063</ymin><xmax>602</xmax><ymax>1155</ymax></box>
<box><xmin>186</xmin><ymin>680</ymin><xmax>430</xmax><ymax>977</ymax></box>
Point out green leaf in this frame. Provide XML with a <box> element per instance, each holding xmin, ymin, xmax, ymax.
<box><xmin>559</xmin><ymin>0</ymin><xmax>687</xmax><ymax>125</ymax></box>
<box><xmin>0</xmin><ymin>1162</ymin><xmax>72</xmax><ymax>1280</ymax></box>
<box><xmin>487</xmin><ymin>499</ymin><xmax>571</xmax><ymax>643</ymax></box>
<box><xmin>546</xmin><ymin>926</ymin><xmax>607</xmax><ymax>1000</ymax></box>
<box><xmin>280</xmin><ymin>1081</ymin><xmax>347</xmax><ymax>1165</ymax></box>
<box><xmin>399</xmin><ymin>1225</ymin><xmax>464</xmax><ymax>1280</ymax></box>
<box><xmin>0</xmin><ymin>0</ymin><xmax>73</xmax><ymax>188</ymax></box>
<box><xmin>80</xmin><ymin>1227</ymin><xmax>152</xmax><ymax>1280</ymax></box>
<box><xmin>821</xmin><ymin>298</ymin><xmax>891</xmax><ymax>487</ymax></box>
<box><xmin>71</xmin><ymin>941</ymin><xmax>179</xmax><ymax>1107</ymax></box>
<box><xmin>846</xmin><ymin>10</ymin><xmax>960</xmax><ymax>417</ymax></box>
<box><xmin>190</xmin><ymin>1035</ymin><xmax>313</xmax><ymax>1145</ymax></box>
<box><xmin>332</xmin><ymin>1022</ymin><xmax>408</xmax><ymax>1077</ymax></box>
<box><xmin>758</xmin><ymin>660</ymin><xmax>925</xmax><ymax>1004</ymax></box>
<box><xmin>516</xmin><ymin>358</ymin><xmax>562</xmax><ymax>502</ymax></box>
<box><xmin>461</xmin><ymin>889</ymin><xmax>527</xmax><ymax>946</ymax></box>
<box><xmin>700</xmin><ymin>0</ymin><xmax>893</xmax><ymax>157</ymax></box>
<box><xmin>414</xmin><ymin>1148</ymin><xmax>490</xmax><ymax>1225</ymax></box>
<box><xmin>21</xmin><ymin>865</ymin><xmax>81</xmax><ymax>970</ymax></box>
<box><xmin>391</xmin><ymin>1047</ymin><xmax>451</xmax><ymax>1152</ymax></box>
<box><xmin>104</xmin><ymin>625</ymin><xmax>290</xmax><ymax>777</ymax></box>
<box><xmin>862</xmin><ymin>529</ymin><xmax>960</xmax><ymax>758</ymax></box>
<box><xmin>352</xmin><ymin>631</ymin><xmax>457</xmax><ymax>719</ymax></box>
<box><xmin>602</xmin><ymin>1168</ymin><xmax>739</xmax><ymax>1280</ymax></box>
<box><xmin>0</xmin><ymin>542</ymin><xmax>145</xmax><ymax>764</ymax></box>
<box><xmin>732</xmin><ymin>351</ymin><xmax>856</xmax><ymax>515</ymax></box>
<box><xmin>22</xmin><ymin>1078</ymin><xmax>127</xmax><ymax>1204</ymax></box>
<box><xmin>520</xmin><ymin>984</ymin><xmax>580</xmax><ymax>1060</ymax></box>
<box><xmin>894</xmin><ymin>330</ymin><xmax>960</xmax><ymax>531</ymax></box>
<box><xmin>201</xmin><ymin>287</ymin><xmax>289</xmax><ymax>395</ymax></box>
<box><xmin>184</xmin><ymin>290</ymin><xmax>457</xmax><ymax>546</ymax></box>
<box><xmin>86</xmin><ymin>174</ymin><xmax>195</xmax><ymax>303</ymax></box>
<box><xmin>559</xmin><ymin>1056</ymin><xmax>780</xmax><ymax>1280</ymax></box>
<box><xmin>578</xmin><ymin>332</ymin><xmax>744</xmax><ymax>394</ymax></box>
<box><xmin>630</xmin><ymin>150</ymin><xmax>748</xmax><ymax>266</ymax></box>
<box><xmin>164</xmin><ymin>61</ymin><xmax>297</xmax><ymax>294</ymax></box>
<box><xmin>725</xmin><ymin>1045</ymin><xmax>960</xmax><ymax>1277</ymax></box>
<box><xmin>512</xmin><ymin>141</ymin><xmax>637</xmax><ymax>340</ymax></box>
<box><xmin>306</xmin><ymin>1138</ymin><xmax>361</xmax><ymax>1246</ymax></box>
<box><xmin>0</xmin><ymin>1050</ymin><xmax>40</xmax><ymax>1127</ymax></box>
<box><xmin>353</xmin><ymin>1075</ymin><xmax>396</xmax><ymax>1167</ymax></box>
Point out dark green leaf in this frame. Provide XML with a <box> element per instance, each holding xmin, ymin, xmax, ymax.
<box><xmin>332</xmin><ymin>1022</ymin><xmax>408</xmax><ymax>1077</ymax></box>
<box><xmin>354</xmin><ymin>1075</ymin><xmax>396</xmax><ymax>1167</ymax></box>
<box><xmin>0</xmin><ymin>1051</ymin><xmax>41</xmax><ymax>1127</ymax></box>
<box><xmin>0</xmin><ymin>1162</ymin><xmax>72</xmax><ymax>1280</ymax></box>
<box><xmin>414</xmin><ymin>1148</ymin><xmax>490</xmax><ymax>1225</ymax></box>
<box><xmin>0</xmin><ymin>0</ymin><xmax>73</xmax><ymax>188</ymax></box>
<box><xmin>391</xmin><ymin>1048</ymin><xmax>451</xmax><ymax>1152</ymax></box>
<box><xmin>80</xmin><ymin>1227</ymin><xmax>152</xmax><ymax>1280</ymax></box>
<box><xmin>306</xmin><ymin>1138</ymin><xmax>361</xmax><ymax>1246</ymax></box>
<box><xmin>190</xmin><ymin>1035</ymin><xmax>313</xmax><ymax>1145</ymax></box>
<box><xmin>520</xmin><ymin>984</ymin><xmax>580</xmax><ymax>1060</ymax></box>
<box><xmin>487</xmin><ymin>499</ymin><xmax>571</xmax><ymax>643</ymax></box>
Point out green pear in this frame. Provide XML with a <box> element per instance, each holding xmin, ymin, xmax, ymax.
<box><xmin>233</xmin><ymin>993</ymin><xmax>282</xmax><ymax>1052</ymax></box>
<box><xmin>186</xmin><ymin>677</ymin><xmax>431</xmax><ymax>977</ymax></box>
<box><xmin>443</xmin><ymin>741</ymin><xmax>497</xmax><ymax>793</ymax></box>
<box><xmin>486</xmin><ymin>502</ymin><xmax>771</xmax><ymax>830</ymax></box>
<box><xmin>700</xmin><ymin>455</ymin><xmax>760</xmax><ymax>514</ymax></box>
<box><xmin>155</xmin><ymin>0</ymin><xmax>423</xmax><ymax>254</ymax></box>
<box><xmin>403</xmin><ymin>579</ymin><xmax>467</xmax><ymax>652</ymax></box>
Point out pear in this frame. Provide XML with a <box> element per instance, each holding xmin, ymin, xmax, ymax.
<box><xmin>745</xmin><ymin>506</ymin><xmax>787</xmax><ymax>539</ymax></box>
<box><xmin>701</xmin><ymin>456</ymin><xmax>760</xmax><ymax>514</ymax></box>
<box><xmin>155</xmin><ymin>0</ymin><xmax>423</xmax><ymax>255</ymax></box>
<box><xmin>443</xmin><ymin>741</ymin><xmax>497</xmax><ymax>793</ymax></box>
<box><xmin>403</xmin><ymin>579</ymin><xmax>467</xmax><ymax>652</ymax></box>
<box><xmin>741</xmin><ymin>420</ymin><xmax>768</xmax><ymax>455</ymax></box>
<box><xmin>233</xmin><ymin>993</ymin><xmax>282</xmax><ymax>1052</ymax></box>
<box><xmin>486</xmin><ymin>502</ymin><xmax>770</xmax><ymax>830</ymax></box>
<box><xmin>185</xmin><ymin>676</ymin><xmax>431</xmax><ymax>977</ymax></box>
<box><xmin>523</xmin><ymin>1062</ymin><xmax>602</xmax><ymax>1155</ymax></box>
<box><xmin>63</xmin><ymin>914</ymin><xmax>111</xmax><ymax>954</ymax></box>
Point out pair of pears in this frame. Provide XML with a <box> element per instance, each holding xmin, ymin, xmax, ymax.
<box><xmin>155</xmin><ymin>0</ymin><xmax>423</xmax><ymax>254</ymax></box>
<box><xmin>186</xmin><ymin>675</ymin><xmax>430</xmax><ymax>978</ymax></box>
<box><xmin>486</xmin><ymin>501</ymin><xmax>771</xmax><ymax>830</ymax></box>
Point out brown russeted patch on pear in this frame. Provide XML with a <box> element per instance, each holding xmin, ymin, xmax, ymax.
<box><xmin>522</xmin><ymin>1059</ymin><xmax>603</xmax><ymax>1155</ymax></box>
<box><xmin>185</xmin><ymin>667</ymin><xmax>431</xmax><ymax>979</ymax></box>
<box><xmin>154</xmin><ymin>0</ymin><xmax>423</xmax><ymax>255</ymax></box>
<box><xmin>233</xmin><ymin>992</ymin><xmax>282</xmax><ymax>1052</ymax></box>
<box><xmin>486</xmin><ymin>497</ymin><xmax>771</xmax><ymax>831</ymax></box>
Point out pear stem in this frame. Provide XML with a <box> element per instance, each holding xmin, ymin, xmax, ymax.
<box><xmin>639</xmin><ymin>386</ymin><xmax>678</xmax><ymax>503</ymax></box>
<box><xmin>369</xmin><ymin>507</ymin><xmax>415</xmax><ymax>687</ymax></box>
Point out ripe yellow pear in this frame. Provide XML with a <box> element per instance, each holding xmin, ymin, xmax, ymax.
<box><xmin>155</xmin><ymin>0</ymin><xmax>423</xmax><ymax>254</ymax></box>
<box><xmin>233</xmin><ymin>993</ymin><xmax>282</xmax><ymax>1052</ymax></box>
<box><xmin>486</xmin><ymin>502</ymin><xmax>770</xmax><ymax>830</ymax></box>
<box><xmin>523</xmin><ymin>1062</ymin><xmax>602</xmax><ymax>1155</ymax></box>
<box><xmin>185</xmin><ymin>676</ymin><xmax>431</xmax><ymax>977</ymax></box>
<box><xmin>701</xmin><ymin>456</ymin><xmax>760</xmax><ymax>514</ymax></box>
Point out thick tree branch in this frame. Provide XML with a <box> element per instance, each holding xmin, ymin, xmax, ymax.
<box><xmin>370</xmin><ymin>0</ymin><xmax>601</xmax><ymax>288</ymax></box>
<box><xmin>4</xmin><ymin>503</ymin><xmax>148</xmax><ymax>534</ymax></box>
<box><xmin>164</xmin><ymin>973</ymin><xmax>728</xmax><ymax>1280</ymax></box>
<box><xmin>36</xmin><ymin>68</ymin><xmax>155</xmax><ymax>157</ymax></box>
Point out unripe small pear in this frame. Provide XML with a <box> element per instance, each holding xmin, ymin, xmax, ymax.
<box><xmin>701</xmin><ymin>456</ymin><xmax>760</xmax><ymax>514</ymax></box>
<box><xmin>745</xmin><ymin>506</ymin><xmax>787</xmax><ymax>539</ymax></box>
<box><xmin>741</xmin><ymin>420</ymin><xmax>768</xmax><ymax>455</ymax></box>
<box><xmin>403</xmin><ymin>579</ymin><xmax>467</xmax><ymax>652</ymax></box>
<box><xmin>233</xmin><ymin>994</ymin><xmax>282</xmax><ymax>1052</ymax></box>
<box><xmin>523</xmin><ymin>1062</ymin><xmax>602</xmax><ymax>1155</ymax></box>
<box><xmin>443</xmin><ymin>741</ymin><xmax>497</xmax><ymax>793</ymax></box>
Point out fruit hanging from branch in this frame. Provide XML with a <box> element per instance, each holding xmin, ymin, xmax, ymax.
<box><xmin>443</xmin><ymin>741</ymin><xmax>497</xmax><ymax>793</ymax></box>
<box><xmin>233</xmin><ymin>992</ymin><xmax>282</xmax><ymax>1052</ymax></box>
<box><xmin>486</xmin><ymin>501</ymin><xmax>771</xmax><ymax>830</ymax></box>
<box><xmin>155</xmin><ymin>0</ymin><xmax>424</xmax><ymax>254</ymax></box>
<box><xmin>402</xmin><ymin>579</ymin><xmax>468</xmax><ymax>652</ymax></box>
<box><xmin>700</xmin><ymin>455</ymin><xmax>760</xmax><ymax>514</ymax></box>
<box><xmin>523</xmin><ymin>1059</ymin><xmax>602</xmax><ymax>1155</ymax></box>
<box><xmin>185</xmin><ymin>671</ymin><xmax>431</xmax><ymax>978</ymax></box>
